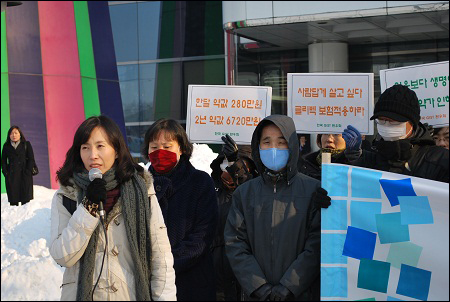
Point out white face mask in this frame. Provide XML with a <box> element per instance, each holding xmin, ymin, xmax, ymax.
<box><xmin>220</xmin><ymin>159</ymin><xmax>229</xmax><ymax>172</ymax></box>
<box><xmin>377</xmin><ymin>122</ymin><xmax>412</xmax><ymax>141</ymax></box>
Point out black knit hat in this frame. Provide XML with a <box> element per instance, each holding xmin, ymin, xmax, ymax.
<box><xmin>370</xmin><ymin>84</ymin><xmax>421</xmax><ymax>128</ymax></box>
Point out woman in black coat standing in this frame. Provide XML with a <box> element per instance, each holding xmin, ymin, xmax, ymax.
<box><xmin>142</xmin><ymin>118</ymin><xmax>218</xmax><ymax>301</ymax></box>
<box><xmin>1</xmin><ymin>126</ymin><xmax>35</xmax><ymax>206</ymax></box>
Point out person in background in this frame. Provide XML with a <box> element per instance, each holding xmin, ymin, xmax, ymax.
<box><xmin>1</xmin><ymin>125</ymin><xmax>35</xmax><ymax>206</ymax></box>
<box><xmin>432</xmin><ymin>126</ymin><xmax>449</xmax><ymax>150</ymax></box>
<box><xmin>210</xmin><ymin>135</ymin><xmax>258</xmax><ymax>301</ymax></box>
<box><xmin>49</xmin><ymin>115</ymin><xmax>176</xmax><ymax>301</ymax></box>
<box><xmin>297</xmin><ymin>133</ymin><xmax>349</xmax><ymax>181</ymax></box>
<box><xmin>142</xmin><ymin>118</ymin><xmax>218</xmax><ymax>301</ymax></box>
<box><xmin>342</xmin><ymin>84</ymin><xmax>449</xmax><ymax>183</ymax></box>
<box><xmin>298</xmin><ymin>134</ymin><xmax>311</xmax><ymax>157</ymax></box>
<box><xmin>225</xmin><ymin>115</ymin><xmax>331</xmax><ymax>301</ymax></box>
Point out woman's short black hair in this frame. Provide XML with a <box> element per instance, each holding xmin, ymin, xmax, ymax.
<box><xmin>5</xmin><ymin>125</ymin><xmax>26</xmax><ymax>144</ymax></box>
<box><xmin>56</xmin><ymin>115</ymin><xmax>143</xmax><ymax>186</ymax></box>
<box><xmin>141</xmin><ymin>118</ymin><xmax>193</xmax><ymax>160</ymax></box>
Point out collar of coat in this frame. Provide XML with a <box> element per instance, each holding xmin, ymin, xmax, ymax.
<box><xmin>57</xmin><ymin>169</ymin><xmax>155</xmax><ymax>205</ymax></box>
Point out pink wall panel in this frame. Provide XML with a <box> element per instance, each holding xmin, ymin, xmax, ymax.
<box><xmin>39</xmin><ymin>2</ymin><xmax>85</xmax><ymax>188</ymax></box>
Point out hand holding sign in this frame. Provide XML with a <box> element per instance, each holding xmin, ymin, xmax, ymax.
<box><xmin>342</xmin><ymin>125</ymin><xmax>362</xmax><ymax>151</ymax></box>
<box><xmin>221</xmin><ymin>134</ymin><xmax>239</xmax><ymax>162</ymax></box>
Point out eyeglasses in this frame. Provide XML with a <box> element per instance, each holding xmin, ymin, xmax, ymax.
<box><xmin>375</xmin><ymin>119</ymin><xmax>403</xmax><ymax>126</ymax></box>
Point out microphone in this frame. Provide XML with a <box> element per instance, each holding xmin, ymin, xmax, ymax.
<box><xmin>88</xmin><ymin>168</ymin><xmax>105</xmax><ymax>219</ymax></box>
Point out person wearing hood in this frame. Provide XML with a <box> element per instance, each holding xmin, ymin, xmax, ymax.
<box><xmin>224</xmin><ymin>115</ymin><xmax>331</xmax><ymax>301</ymax></box>
<box><xmin>342</xmin><ymin>84</ymin><xmax>449</xmax><ymax>183</ymax></box>
<box><xmin>297</xmin><ymin>133</ymin><xmax>349</xmax><ymax>180</ymax></box>
<box><xmin>210</xmin><ymin>135</ymin><xmax>258</xmax><ymax>301</ymax></box>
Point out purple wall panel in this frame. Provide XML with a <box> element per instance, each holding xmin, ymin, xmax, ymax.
<box><xmin>6</xmin><ymin>1</ymin><xmax>42</xmax><ymax>75</ymax></box>
<box><xmin>88</xmin><ymin>2</ymin><xmax>126</xmax><ymax>139</ymax></box>
<box><xmin>9</xmin><ymin>74</ymin><xmax>50</xmax><ymax>188</ymax></box>
<box><xmin>87</xmin><ymin>1</ymin><xmax>119</xmax><ymax>81</ymax></box>
<box><xmin>97</xmin><ymin>80</ymin><xmax>127</xmax><ymax>141</ymax></box>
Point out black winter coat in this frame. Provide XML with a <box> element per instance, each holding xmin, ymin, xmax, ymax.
<box><xmin>1</xmin><ymin>141</ymin><xmax>34</xmax><ymax>204</ymax></box>
<box><xmin>347</xmin><ymin>123</ymin><xmax>449</xmax><ymax>183</ymax></box>
<box><xmin>297</xmin><ymin>150</ymin><xmax>350</xmax><ymax>181</ymax></box>
<box><xmin>149</xmin><ymin>155</ymin><xmax>218</xmax><ymax>301</ymax></box>
<box><xmin>225</xmin><ymin>115</ymin><xmax>321</xmax><ymax>300</ymax></box>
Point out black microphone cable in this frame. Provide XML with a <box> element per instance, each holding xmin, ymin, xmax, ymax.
<box><xmin>92</xmin><ymin>201</ymin><xmax>107</xmax><ymax>301</ymax></box>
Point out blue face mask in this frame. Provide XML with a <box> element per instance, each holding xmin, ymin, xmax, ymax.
<box><xmin>259</xmin><ymin>147</ymin><xmax>289</xmax><ymax>172</ymax></box>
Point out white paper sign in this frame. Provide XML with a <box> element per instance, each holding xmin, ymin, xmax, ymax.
<box><xmin>380</xmin><ymin>61</ymin><xmax>449</xmax><ymax>127</ymax></box>
<box><xmin>186</xmin><ymin>85</ymin><xmax>272</xmax><ymax>144</ymax></box>
<box><xmin>287</xmin><ymin>73</ymin><xmax>374</xmax><ymax>134</ymax></box>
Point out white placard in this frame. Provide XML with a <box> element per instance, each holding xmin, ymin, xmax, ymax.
<box><xmin>287</xmin><ymin>73</ymin><xmax>374</xmax><ymax>134</ymax></box>
<box><xmin>186</xmin><ymin>85</ymin><xmax>272</xmax><ymax>144</ymax></box>
<box><xmin>380</xmin><ymin>61</ymin><xmax>449</xmax><ymax>127</ymax></box>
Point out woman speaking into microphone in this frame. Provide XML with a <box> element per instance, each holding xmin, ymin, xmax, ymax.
<box><xmin>49</xmin><ymin>115</ymin><xmax>176</xmax><ymax>301</ymax></box>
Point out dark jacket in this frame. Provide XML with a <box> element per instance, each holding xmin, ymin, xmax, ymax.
<box><xmin>210</xmin><ymin>153</ymin><xmax>257</xmax><ymax>301</ymax></box>
<box><xmin>298</xmin><ymin>150</ymin><xmax>350</xmax><ymax>181</ymax></box>
<box><xmin>346</xmin><ymin>122</ymin><xmax>449</xmax><ymax>183</ymax></box>
<box><xmin>149</xmin><ymin>155</ymin><xmax>218</xmax><ymax>301</ymax></box>
<box><xmin>224</xmin><ymin>115</ymin><xmax>321</xmax><ymax>300</ymax></box>
<box><xmin>1</xmin><ymin>141</ymin><xmax>34</xmax><ymax>204</ymax></box>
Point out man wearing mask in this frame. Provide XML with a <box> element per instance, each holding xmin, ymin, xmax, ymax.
<box><xmin>224</xmin><ymin>115</ymin><xmax>331</xmax><ymax>301</ymax></box>
<box><xmin>342</xmin><ymin>84</ymin><xmax>449</xmax><ymax>183</ymax></box>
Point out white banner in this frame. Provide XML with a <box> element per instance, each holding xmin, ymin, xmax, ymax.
<box><xmin>287</xmin><ymin>73</ymin><xmax>374</xmax><ymax>135</ymax></box>
<box><xmin>321</xmin><ymin>163</ymin><xmax>449</xmax><ymax>301</ymax></box>
<box><xmin>186</xmin><ymin>85</ymin><xmax>272</xmax><ymax>144</ymax></box>
<box><xmin>380</xmin><ymin>61</ymin><xmax>449</xmax><ymax>127</ymax></box>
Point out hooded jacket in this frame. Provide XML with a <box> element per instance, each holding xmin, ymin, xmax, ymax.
<box><xmin>49</xmin><ymin>170</ymin><xmax>176</xmax><ymax>301</ymax></box>
<box><xmin>224</xmin><ymin>115</ymin><xmax>321</xmax><ymax>300</ymax></box>
<box><xmin>346</xmin><ymin>122</ymin><xmax>449</xmax><ymax>183</ymax></box>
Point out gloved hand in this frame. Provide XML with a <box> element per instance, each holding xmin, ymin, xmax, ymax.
<box><xmin>86</xmin><ymin>178</ymin><xmax>107</xmax><ymax>205</ymax></box>
<box><xmin>252</xmin><ymin>283</ymin><xmax>273</xmax><ymax>301</ymax></box>
<box><xmin>221</xmin><ymin>134</ymin><xmax>239</xmax><ymax>162</ymax></box>
<box><xmin>270</xmin><ymin>284</ymin><xmax>294</xmax><ymax>301</ymax></box>
<box><xmin>312</xmin><ymin>187</ymin><xmax>331</xmax><ymax>209</ymax></box>
<box><xmin>342</xmin><ymin>125</ymin><xmax>362</xmax><ymax>151</ymax></box>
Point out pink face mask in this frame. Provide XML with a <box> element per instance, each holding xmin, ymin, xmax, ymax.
<box><xmin>149</xmin><ymin>149</ymin><xmax>178</xmax><ymax>174</ymax></box>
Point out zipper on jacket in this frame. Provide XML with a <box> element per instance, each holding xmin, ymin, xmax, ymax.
<box><xmin>273</xmin><ymin>183</ymin><xmax>276</xmax><ymax>194</ymax></box>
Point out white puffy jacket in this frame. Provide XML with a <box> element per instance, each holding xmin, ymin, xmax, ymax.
<box><xmin>49</xmin><ymin>171</ymin><xmax>176</xmax><ymax>301</ymax></box>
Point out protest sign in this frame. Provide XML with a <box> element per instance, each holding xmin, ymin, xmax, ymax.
<box><xmin>186</xmin><ymin>85</ymin><xmax>271</xmax><ymax>144</ymax></box>
<box><xmin>287</xmin><ymin>73</ymin><xmax>374</xmax><ymax>134</ymax></box>
<box><xmin>380</xmin><ymin>61</ymin><xmax>449</xmax><ymax>127</ymax></box>
<box><xmin>321</xmin><ymin>163</ymin><xmax>449</xmax><ymax>301</ymax></box>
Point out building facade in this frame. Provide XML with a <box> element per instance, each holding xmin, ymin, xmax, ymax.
<box><xmin>1</xmin><ymin>1</ymin><xmax>448</xmax><ymax>191</ymax></box>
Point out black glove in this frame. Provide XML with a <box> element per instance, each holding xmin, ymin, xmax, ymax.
<box><xmin>86</xmin><ymin>178</ymin><xmax>107</xmax><ymax>205</ymax></box>
<box><xmin>270</xmin><ymin>284</ymin><xmax>294</xmax><ymax>301</ymax></box>
<box><xmin>252</xmin><ymin>283</ymin><xmax>273</xmax><ymax>301</ymax></box>
<box><xmin>312</xmin><ymin>187</ymin><xmax>331</xmax><ymax>209</ymax></box>
<box><xmin>221</xmin><ymin>134</ymin><xmax>239</xmax><ymax>162</ymax></box>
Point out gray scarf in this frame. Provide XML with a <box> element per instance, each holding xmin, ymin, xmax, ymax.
<box><xmin>72</xmin><ymin>167</ymin><xmax>152</xmax><ymax>301</ymax></box>
<box><xmin>11</xmin><ymin>141</ymin><xmax>20</xmax><ymax>149</ymax></box>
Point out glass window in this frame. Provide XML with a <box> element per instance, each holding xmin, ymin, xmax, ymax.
<box><xmin>139</xmin><ymin>63</ymin><xmax>158</xmax><ymax>122</ymax></box>
<box><xmin>138</xmin><ymin>2</ymin><xmax>161</xmax><ymax>61</ymax></box>
<box><xmin>126</xmin><ymin>125</ymin><xmax>144</xmax><ymax>160</ymax></box>
<box><xmin>109</xmin><ymin>3</ymin><xmax>138</xmax><ymax>62</ymax></box>
<box><xmin>118</xmin><ymin>65</ymin><xmax>139</xmax><ymax>123</ymax></box>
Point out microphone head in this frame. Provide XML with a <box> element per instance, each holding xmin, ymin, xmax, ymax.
<box><xmin>88</xmin><ymin>168</ymin><xmax>103</xmax><ymax>181</ymax></box>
